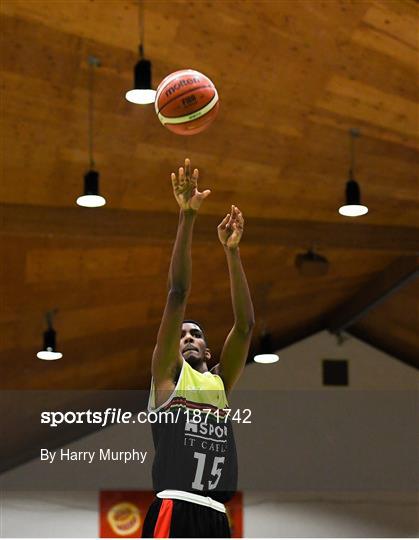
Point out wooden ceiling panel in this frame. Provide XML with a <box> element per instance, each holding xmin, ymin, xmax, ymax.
<box><xmin>1</xmin><ymin>1</ymin><xmax>166</xmax><ymax>52</ymax></box>
<box><xmin>356</xmin><ymin>277</ymin><xmax>419</xmax><ymax>336</ymax></box>
<box><xmin>25</xmin><ymin>245</ymin><xmax>165</xmax><ymax>283</ymax></box>
<box><xmin>352</xmin><ymin>23</ymin><xmax>418</xmax><ymax>71</ymax></box>
<box><xmin>351</xmin><ymin>277</ymin><xmax>419</xmax><ymax>369</ymax></box>
<box><xmin>363</xmin><ymin>1</ymin><xmax>418</xmax><ymax>49</ymax></box>
<box><xmin>316</xmin><ymin>76</ymin><xmax>417</xmax><ymax>139</ymax></box>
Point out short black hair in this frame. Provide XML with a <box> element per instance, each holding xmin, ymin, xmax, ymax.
<box><xmin>182</xmin><ymin>319</ymin><xmax>208</xmax><ymax>347</ymax></box>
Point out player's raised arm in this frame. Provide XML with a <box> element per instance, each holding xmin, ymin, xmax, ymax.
<box><xmin>151</xmin><ymin>158</ymin><xmax>211</xmax><ymax>385</ymax></box>
<box><xmin>216</xmin><ymin>205</ymin><xmax>255</xmax><ymax>393</ymax></box>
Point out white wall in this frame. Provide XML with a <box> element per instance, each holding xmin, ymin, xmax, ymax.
<box><xmin>1</xmin><ymin>331</ymin><xmax>418</xmax><ymax>537</ymax></box>
<box><xmin>243</xmin><ymin>491</ymin><xmax>418</xmax><ymax>538</ymax></box>
<box><xmin>1</xmin><ymin>492</ymin><xmax>98</xmax><ymax>538</ymax></box>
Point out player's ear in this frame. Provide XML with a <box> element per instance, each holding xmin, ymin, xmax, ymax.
<box><xmin>205</xmin><ymin>348</ymin><xmax>211</xmax><ymax>361</ymax></box>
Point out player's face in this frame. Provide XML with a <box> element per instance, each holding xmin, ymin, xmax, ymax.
<box><xmin>180</xmin><ymin>322</ymin><xmax>207</xmax><ymax>366</ymax></box>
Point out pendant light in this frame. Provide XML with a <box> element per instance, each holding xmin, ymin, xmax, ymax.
<box><xmin>37</xmin><ymin>310</ymin><xmax>63</xmax><ymax>361</ymax></box>
<box><xmin>339</xmin><ymin>128</ymin><xmax>368</xmax><ymax>217</ymax></box>
<box><xmin>125</xmin><ymin>0</ymin><xmax>156</xmax><ymax>104</ymax></box>
<box><xmin>253</xmin><ymin>330</ymin><xmax>279</xmax><ymax>364</ymax></box>
<box><xmin>76</xmin><ymin>56</ymin><xmax>106</xmax><ymax>208</ymax></box>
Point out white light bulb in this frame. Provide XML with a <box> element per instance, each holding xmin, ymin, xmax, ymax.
<box><xmin>253</xmin><ymin>353</ymin><xmax>279</xmax><ymax>364</ymax></box>
<box><xmin>76</xmin><ymin>195</ymin><xmax>106</xmax><ymax>208</ymax></box>
<box><xmin>37</xmin><ymin>350</ymin><xmax>63</xmax><ymax>361</ymax></box>
<box><xmin>125</xmin><ymin>89</ymin><xmax>156</xmax><ymax>104</ymax></box>
<box><xmin>338</xmin><ymin>204</ymin><xmax>368</xmax><ymax>217</ymax></box>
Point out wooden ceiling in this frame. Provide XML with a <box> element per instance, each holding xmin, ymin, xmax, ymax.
<box><xmin>1</xmin><ymin>0</ymin><xmax>418</xmax><ymax>401</ymax></box>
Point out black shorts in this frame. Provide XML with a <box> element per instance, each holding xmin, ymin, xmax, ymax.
<box><xmin>142</xmin><ymin>497</ymin><xmax>231</xmax><ymax>538</ymax></box>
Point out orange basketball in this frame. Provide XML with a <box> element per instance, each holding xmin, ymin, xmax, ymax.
<box><xmin>155</xmin><ymin>69</ymin><xmax>219</xmax><ymax>135</ymax></box>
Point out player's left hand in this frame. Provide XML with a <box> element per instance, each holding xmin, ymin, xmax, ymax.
<box><xmin>171</xmin><ymin>158</ymin><xmax>211</xmax><ymax>213</ymax></box>
<box><xmin>217</xmin><ymin>205</ymin><xmax>244</xmax><ymax>249</ymax></box>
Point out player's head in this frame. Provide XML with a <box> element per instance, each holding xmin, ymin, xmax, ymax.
<box><xmin>180</xmin><ymin>320</ymin><xmax>211</xmax><ymax>368</ymax></box>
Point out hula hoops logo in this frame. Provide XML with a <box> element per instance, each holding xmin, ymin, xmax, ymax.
<box><xmin>107</xmin><ymin>502</ymin><xmax>141</xmax><ymax>536</ymax></box>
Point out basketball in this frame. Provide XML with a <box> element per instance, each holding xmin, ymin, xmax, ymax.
<box><xmin>155</xmin><ymin>69</ymin><xmax>219</xmax><ymax>135</ymax></box>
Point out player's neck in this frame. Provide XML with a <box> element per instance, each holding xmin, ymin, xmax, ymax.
<box><xmin>187</xmin><ymin>359</ymin><xmax>208</xmax><ymax>373</ymax></box>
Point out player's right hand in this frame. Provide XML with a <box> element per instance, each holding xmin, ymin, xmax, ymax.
<box><xmin>217</xmin><ymin>205</ymin><xmax>244</xmax><ymax>249</ymax></box>
<box><xmin>171</xmin><ymin>158</ymin><xmax>211</xmax><ymax>212</ymax></box>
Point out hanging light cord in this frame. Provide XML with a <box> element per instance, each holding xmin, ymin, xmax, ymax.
<box><xmin>45</xmin><ymin>309</ymin><xmax>58</xmax><ymax>329</ymax></box>
<box><xmin>88</xmin><ymin>56</ymin><xmax>100</xmax><ymax>169</ymax></box>
<box><xmin>139</xmin><ymin>0</ymin><xmax>145</xmax><ymax>57</ymax></box>
<box><xmin>349</xmin><ymin>128</ymin><xmax>360</xmax><ymax>180</ymax></box>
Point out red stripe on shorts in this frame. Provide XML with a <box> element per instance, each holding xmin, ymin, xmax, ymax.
<box><xmin>153</xmin><ymin>499</ymin><xmax>173</xmax><ymax>538</ymax></box>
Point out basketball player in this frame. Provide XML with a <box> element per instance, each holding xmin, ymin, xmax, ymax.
<box><xmin>142</xmin><ymin>158</ymin><xmax>255</xmax><ymax>538</ymax></box>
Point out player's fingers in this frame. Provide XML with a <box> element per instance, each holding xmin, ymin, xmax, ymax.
<box><xmin>185</xmin><ymin>158</ymin><xmax>190</xmax><ymax>179</ymax></box>
<box><xmin>171</xmin><ymin>172</ymin><xmax>178</xmax><ymax>188</ymax></box>
<box><xmin>232</xmin><ymin>223</ymin><xmax>241</xmax><ymax>237</ymax></box>
<box><xmin>191</xmin><ymin>168</ymin><xmax>199</xmax><ymax>186</ymax></box>
<box><xmin>179</xmin><ymin>167</ymin><xmax>185</xmax><ymax>183</ymax></box>
<box><xmin>236</xmin><ymin>224</ymin><xmax>243</xmax><ymax>236</ymax></box>
<box><xmin>218</xmin><ymin>213</ymin><xmax>230</xmax><ymax>228</ymax></box>
<box><xmin>201</xmin><ymin>189</ymin><xmax>211</xmax><ymax>198</ymax></box>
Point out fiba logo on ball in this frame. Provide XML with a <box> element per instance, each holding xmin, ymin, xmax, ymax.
<box><xmin>155</xmin><ymin>69</ymin><xmax>219</xmax><ymax>135</ymax></box>
<box><xmin>107</xmin><ymin>502</ymin><xmax>141</xmax><ymax>536</ymax></box>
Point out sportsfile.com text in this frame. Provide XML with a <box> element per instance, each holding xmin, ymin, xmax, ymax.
<box><xmin>41</xmin><ymin>408</ymin><xmax>253</xmax><ymax>428</ymax></box>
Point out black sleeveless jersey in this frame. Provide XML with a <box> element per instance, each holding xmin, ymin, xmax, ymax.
<box><xmin>148</xmin><ymin>360</ymin><xmax>237</xmax><ymax>503</ymax></box>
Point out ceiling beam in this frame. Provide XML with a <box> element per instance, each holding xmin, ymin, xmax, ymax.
<box><xmin>347</xmin><ymin>325</ymin><xmax>419</xmax><ymax>371</ymax></box>
<box><xmin>327</xmin><ymin>256</ymin><xmax>419</xmax><ymax>333</ymax></box>
<box><xmin>1</xmin><ymin>203</ymin><xmax>419</xmax><ymax>253</ymax></box>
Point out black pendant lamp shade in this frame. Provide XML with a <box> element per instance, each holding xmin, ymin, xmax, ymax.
<box><xmin>85</xmin><ymin>169</ymin><xmax>99</xmax><ymax>194</ymax></box>
<box><xmin>126</xmin><ymin>55</ymin><xmax>156</xmax><ymax>104</ymax></box>
<box><xmin>339</xmin><ymin>172</ymin><xmax>368</xmax><ymax>217</ymax></box>
<box><xmin>37</xmin><ymin>313</ymin><xmax>63</xmax><ymax>361</ymax></box>
<box><xmin>77</xmin><ymin>170</ymin><xmax>106</xmax><ymax>207</ymax></box>
<box><xmin>43</xmin><ymin>327</ymin><xmax>57</xmax><ymax>352</ymax></box>
<box><xmin>339</xmin><ymin>129</ymin><xmax>368</xmax><ymax>217</ymax></box>
<box><xmin>125</xmin><ymin>1</ymin><xmax>156</xmax><ymax>104</ymax></box>
<box><xmin>76</xmin><ymin>56</ymin><xmax>106</xmax><ymax>208</ymax></box>
<box><xmin>135</xmin><ymin>58</ymin><xmax>152</xmax><ymax>89</ymax></box>
<box><xmin>345</xmin><ymin>174</ymin><xmax>361</xmax><ymax>205</ymax></box>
